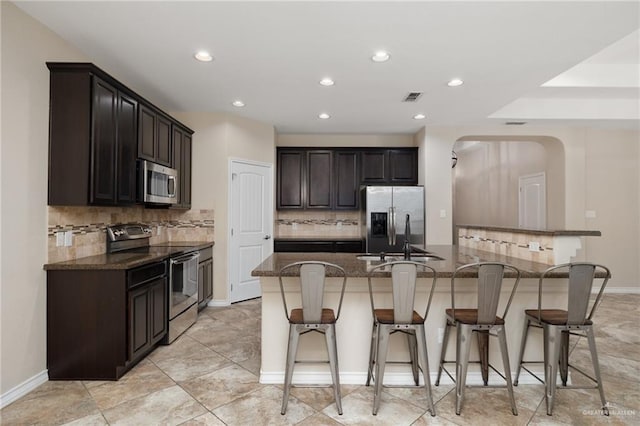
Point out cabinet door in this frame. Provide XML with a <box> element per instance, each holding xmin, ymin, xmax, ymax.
<box><xmin>361</xmin><ymin>150</ymin><xmax>387</xmax><ymax>183</ymax></box>
<box><xmin>182</xmin><ymin>134</ymin><xmax>192</xmax><ymax>208</ymax></box>
<box><xmin>204</xmin><ymin>259</ymin><xmax>213</xmax><ymax>302</ymax></box>
<box><xmin>172</xmin><ymin>127</ymin><xmax>183</xmax><ymax>205</ymax></box>
<box><xmin>389</xmin><ymin>149</ymin><xmax>418</xmax><ymax>184</ymax></box>
<box><xmin>334</xmin><ymin>151</ymin><xmax>360</xmax><ymax>210</ymax></box>
<box><xmin>138</xmin><ymin>104</ymin><xmax>156</xmax><ymax>161</ymax></box>
<box><xmin>90</xmin><ymin>78</ymin><xmax>118</xmax><ymax>204</ymax></box>
<box><xmin>128</xmin><ymin>285</ymin><xmax>150</xmax><ymax>361</ymax></box>
<box><xmin>306</xmin><ymin>150</ymin><xmax>333</xmax><ymax>209</ymax></box>
<box><xmin>197</xmin><ymin>261</ymin><xmax>205</xmax><ymax>305</ymax></box>
<box><xmin>277</xmin><ymin>150</ymin><xmax>305</xmax><ymax>209</ymax></box>
<box><xmin>116</xmin><ymin>92</ymin><xmax>138</xmax><ymax>204</ymax></box>
<box><xmin>156</xmin><ymin>114</ymin><xmax>172</xmax><ymax>166</ymax></box>
<box><xmin>149</xmin><ymin>278</ymin><xmax>167</xmax><ymax>344</ymax></box>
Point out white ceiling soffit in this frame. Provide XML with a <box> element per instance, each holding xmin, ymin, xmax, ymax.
<box><xmin>490</xmin><ymin>30</ymin><xmax>640</xmax><ymax>127</ymax></box>
<box><xmin>14</xmin><ymin>1</ymin><xmax>640</xmax><ymax>133</ymax></box>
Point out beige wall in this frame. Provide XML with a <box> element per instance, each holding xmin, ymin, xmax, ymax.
<box><xmin>172</xmin><ymin>112</ymin><xmax>275</xmax><ymax>303</ymax></box>
<box><xmin>277</xmin><ymin>133</ymin><xmax>415</xmax><ymax>147</ymax></box>
<box><xmin>1</xmin><ymin>2</ymin><xmax>89</xmax><ymax>396</ymax></box>
<box><xmin>418</xmin><ymin>125</ymin><xmax>640</xmax><ymax>289</ymax></box>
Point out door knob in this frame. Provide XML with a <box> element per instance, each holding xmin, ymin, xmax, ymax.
<box><xmin>264</xmin><ymin>235</ymin><xmax>272</xmax><ymax>240</ymax></box>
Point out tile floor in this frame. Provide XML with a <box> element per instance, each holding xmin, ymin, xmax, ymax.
<box><xmin>1</xmin><ymin>294</ymin><xmax>638</xmax><ymax>425</ymax></box>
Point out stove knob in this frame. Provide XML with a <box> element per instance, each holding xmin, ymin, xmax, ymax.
<box><xmin>143</xmin><ymin>228</ymin><xmax>152</xmax><ymax>234</ymax></box>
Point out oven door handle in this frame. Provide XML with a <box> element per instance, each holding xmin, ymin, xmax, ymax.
<box><xmin>170</xmin><ymin>252</ymin><xmax>201</xmax><ymax>265</ymax></box>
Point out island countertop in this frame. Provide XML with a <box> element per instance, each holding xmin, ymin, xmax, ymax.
<box><xmin>252</xmin><ymin>245</ymin><xmax>573</xmax><ymax>278</ymax></box>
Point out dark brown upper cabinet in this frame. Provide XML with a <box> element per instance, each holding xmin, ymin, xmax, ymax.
<box><xmin>306</xmin><ymin>150</ymin><xmax>333</xmax><ymax>209</ymax></box>
<box><xmin>334</xmin><ymin>151</ymin><xmax>360</xmax><ymax>210</ymax></box>
<box><xmin>171</xmin><ymin>125</ymin><xmax>193</xmax><ymax>209</ymax></box>
<box><xmin>361</xmin><ymin>148</ymin><xmax>418</xmax><ymax>185</ymax></box>
<box><xmin>276</xmin><ymin>147</ymin><xmax>417</xmax><ymax>211</ymax></box>
<box><xmin>48</xmin><ymin>64</ymin><xmax>137</xmax><ymax>206</ymax></box>
<box><xmin>277</xmin><ymin>149</ymin><xmax>305</xmax><ymax>209</ymax></box>
<box><xmin>47</xmin><ymin>62</ymin><xmax>193</xmax><ymax>207</ymax></box>
<box><xmin>138</xmin><ymin>104</ymin><xmax>172</xmax><ymax>167</ymax></box>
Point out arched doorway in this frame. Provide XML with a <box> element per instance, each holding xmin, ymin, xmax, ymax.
<box><xmin>451</xmin><ymin>136</ymin><xmax>565</xmax><ymax>236</ymax></box>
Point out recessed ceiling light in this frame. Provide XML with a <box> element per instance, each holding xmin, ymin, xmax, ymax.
<box><xmin>447</xmin><ymin>78</ymin><xmax>464</xmax><ymax>87</ymax></box>
<box><xmin>232</xmin><ymin>100</ymin><xmax>245</xmax><ymax>107</ymax></box>
<box><xmin>318</xmin><ymin>113</ymin><xmax>330</xmax><ymax>120</ymax></box>
<box><xmin>413</xmin><ymin>113</ymin><xmax>426</xmax><ymax>120</ymax></box>
<box><xmin>319</xmin><ymin>78</ymin><xmax>335</xmax><ymax>86</ymax></box>
<box><xmin>371</xmin><ymin>51</ymin><xmax>390</xmax><ymax>62</ymax></box>
<box><xmin>194</xmin><ymin>51</ymin><xmax>213</xmax><ymax>62</ymax></box>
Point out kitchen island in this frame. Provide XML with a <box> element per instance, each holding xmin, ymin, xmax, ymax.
<box><xmin>252</xmin><ymin>245</ymin><xmax>577</xmax><ymax>386</ymax></box>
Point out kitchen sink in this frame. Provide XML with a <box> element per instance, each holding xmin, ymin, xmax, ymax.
<box><xmin>356</xmin><ymin>253</ymin><xmax>444</xmax><ymax>262</ymax></box>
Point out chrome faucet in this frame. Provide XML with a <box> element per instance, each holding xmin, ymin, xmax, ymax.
<box><xmin>403</xmin><ymin>214</ymin><xmax>412</xmax><ymax>260</ymax></box>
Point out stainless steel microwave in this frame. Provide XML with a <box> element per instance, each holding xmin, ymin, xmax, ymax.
<box><xmin>138</xmin><ymin>160</ymin><xmax>178</xmax><ymax>205</ymax></box>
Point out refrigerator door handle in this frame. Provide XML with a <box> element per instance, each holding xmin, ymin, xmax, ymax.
<box><xmin>388</xmin><ymin>206</ymin><xmax>396</xmax><ymax>246</ymax></box>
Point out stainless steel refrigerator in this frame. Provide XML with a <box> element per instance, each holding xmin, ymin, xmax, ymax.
<box><xmin>361</xmin><ymin>186</ymin><xmax>425</xmax><ymax>253</ymax></box>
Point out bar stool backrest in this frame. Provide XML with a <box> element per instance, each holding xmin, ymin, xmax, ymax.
<box><xmin>368</xmin><ymin>261</ymin><xmax>438</xmax><ymax>324</ymax></box>
<box><xmin>451</xmin><ymin>262</ymin><xmax>521</xmax><ymax>324</ymax></box>
<box><xmin>538</xmin><ymin>262</ymin><xmax>611</xmax><ymax>325</ymax></box>
<box><xmin>391</xmin><ymin>263</ymin><xmax>419</xmax><ymax>323</ymax></box>
<box><xmin>300</xmin><ymin>263</ymin><xmax>326</xmax><ymax>323</ymax></box>
<box><xmin>279</xmin><ymin>261</ymin><xmax>347</xmax><ymax>324</ymax></box>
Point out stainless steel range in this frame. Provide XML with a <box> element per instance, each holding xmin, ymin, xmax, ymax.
<box><xmin>107</xmin><ymin>224</ymin><xmax>200</xmax><ymax>344</ymax></box>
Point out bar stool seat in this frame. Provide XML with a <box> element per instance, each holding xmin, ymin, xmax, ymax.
<box><xmin>514</xmin><ymin>263</ymin><xmax>611</xmax><ymax>416</ymax></box>
<box><xmin>278</xmin><ymin>261</ymin><xmax>347</xmax><ymax>416</ymax></box>
<box><xmin>366</xmin><ymin>261</ymin><xmax>438</xmax><ymax>416</ymax></box>
<box><xmin>435</xmin><ymin>262</ymin><xmax>521</xmax><ymax>416</ymax></box>
<box><xmin>445</xmin><ymin>309</ymin><xmax>505</xmax><ymax>325</ymax></box>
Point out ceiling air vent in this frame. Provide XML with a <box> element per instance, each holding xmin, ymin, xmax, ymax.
<box><xmin>403</xmin><ymin>92</ymin><xmax>423</xmax><ymax>102</ymax></box>
<box><xmin>505</xmin><ymin>121</ymin><xmax>527</xmax><ymax>125</ymax></box>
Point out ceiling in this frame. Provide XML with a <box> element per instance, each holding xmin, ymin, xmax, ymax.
<box><xmin>15</xmin><ymin>1</ymin><xmax>640</xmax><ymax>134</ymax></box>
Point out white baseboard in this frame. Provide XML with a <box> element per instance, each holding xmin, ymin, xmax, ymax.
<box><xmin>1</xmin><ymin>369</ymin><xmax>48</xmax><ymax>409</ymax></box>
<box><xmin>260</xmin><ymin>370</ymin><xmax>545</xmax><ymax>386</ymax></box>
<box><xmin>602</xmin><ymin>287</ymin><xmax>640</xmax><ymax>294</ymax></box>
<box><xmin>207</xmin><ymin>299</ymin><xmax>231</xmax><ymax>307</ymax></box>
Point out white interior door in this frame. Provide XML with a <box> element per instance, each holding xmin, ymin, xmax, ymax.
<box><xmin>229</xmin><ymin>159</ymin><xmax>273</xmax><ymax>303</ymax></box>
<box><xmin>519</xmin><ymin>172</ymin><xmax>546</xmax><ymax>229</ymax></box>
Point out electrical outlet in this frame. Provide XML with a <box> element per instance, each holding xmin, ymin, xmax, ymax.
<box><xmin>292</xmin><ymin>222</ymin><xmax>298</xmax><ymax>230</ymax></box>
<box><xmin>64</xmin><ymin>230</ymin><xmax>73</xmax><ymax>247</ymax></box>
<box><xmin>336</xmin><ymin>222</ymin><xmax>343</xmax><ymax>229</ymax></box>
<box><xmin>585</xmin><ymin>210</ymin><xmax>597</xmax><ymax>219</ymax></box>
<box><xmin>528</xmin><ymin>241</ymin><xmax>540</xmax><ymax>252</ymax></box>
<box><xmin>438</xmin><ymin>327</ymin><xmax>444</xmax><ymax>344</ymax></box>
<box><xmin>473</xmin><ymin>235</ymin><xmax>480</xmax><ymax>242</ymax></box>
<box><xmin>56</xmin><ymin>232</ymin><xmax>64</xmax><ymax>247</ymax></box>
<box><xmin>440</xmin><ymin>209</ymin><xmax>446</xmax><ymax>218</ymax></box>
<box><xmin>157</xmin><ymin>226</ymin><xmax>162</xmax><ymax>236</ymax></box>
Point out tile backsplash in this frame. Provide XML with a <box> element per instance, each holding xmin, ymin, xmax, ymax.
<box><xmin>48</xmin><ymin>206</ymin><xmax>214</xmax><ymax>263</ymax></box>
<box><xmin>276</xmin><ymin>211</ymin><xmax>361</xmax><ymax>238</ymax></box>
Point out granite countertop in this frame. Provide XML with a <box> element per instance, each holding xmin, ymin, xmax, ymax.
<box><xmin>252</xmin><ymin>245</ymin><xmax>570</xmax><ymax>279</ymax></box>
<box><xmin>44</xmin><ymin>241</ymin><xmax>214</xmax><ymax>271</ymax></box>
<box><xmin>457</xmin><ymin>224</ymin><xmax>601</xmax><ymax>237</ymax></box>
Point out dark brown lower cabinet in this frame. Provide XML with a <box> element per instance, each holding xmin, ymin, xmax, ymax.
<box><xmin>47</xmin><ymin>261</ymin><xmax>167</xmax><ymax>380</ymax></box>
<box><xmin>197</xmin><ymin>247</ymin><xmax>214</xmax><ymax>310</ymax></box>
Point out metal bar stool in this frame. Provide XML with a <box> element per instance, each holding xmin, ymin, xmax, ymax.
<box><xmin>278</xmin><ymin>261</ymin><xmax>347</xmax><ymax>415</ymax></box>
<box><xmin>366</xmin><ymin>261</ymin><xmax>437</xmax><ymax>416</ymax></box>
<box><xmin>435</xmin><ymin>262</ymin><xmax>521</xmax><ymax>415</ymax></box>
<box><xmin>514</xmin><ymin>263</ymin><xmax>611</xmax><ymax>416</ymax></box>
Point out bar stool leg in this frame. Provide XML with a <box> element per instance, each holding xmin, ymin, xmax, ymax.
<box><xmin>514</xmin><ymin>318</ymin><xmax>531</xmax><ymax>386</ymax></box>
<box><xmin>435</xmin><ymin>320</ymin><xmax>452</xmax><ymax>386</ymax></box>
<box><xmin>325</xmin><ymin>324</ymin><xmax>343</xmax><ymax>415</ymax></box>
<box><xmin>407</xmin><ymin>332</ymin><xmax>420</xmax><ymax>385</ymax></box>
<box><xmin>544</xmin><ymin>325</ymin><xmax>562</xmax><ymax>415</ymax></box>
<box><xmin>559</xmin><ymin>331</ymin><xmax>569</xmax><ymax>386</ymax></box>
<box><xmin>373</xmin><ymin>325</ymin><xmax>390</xmax><ymax>415</ymax></box>
<box><xmin>366</xmin><ymin>322</ymin><xmax>378</xmax><ymax>386</ymax></box>
<box><xmin>586</xmin><ymin>326</ymin><xmax>608</xmax><ymax>415</ymax></box>
<box><xmin>497</xmin><ymin>325</ymin><xmax>518</xmax><ymax>415</ymax></box>
<box><xmin>455</xmin><ymin>324</ymin><xmax>472</xmax><ymax>415</ymax></box>
<box><xmin>416</xmin><ymin>325</ymin><xmax>436</xmax><ymax>416</ymax></box>
<box><xmin>282</xmin><ymin>325</ymin><xmax>300</xmax><ymax>415</ymax></box>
